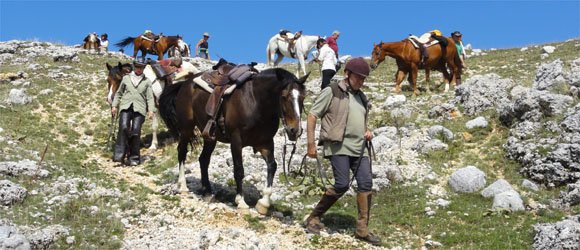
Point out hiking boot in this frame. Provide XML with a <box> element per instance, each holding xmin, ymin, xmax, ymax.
<box><xmin>355</xmin><ymin>233</ymin><xmax>382</xmax><ymax>246</ymax></box>
<box><xmin>305</xmin><ymin>187</ymin><xmax>341</xmax><ymax>234</ymax></box>
<box><xmin>355</xmin><ymin>192</ymin><xmax>382</xmax><ymax>246</ymax></box>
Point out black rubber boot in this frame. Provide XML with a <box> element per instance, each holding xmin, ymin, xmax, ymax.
<box><xmin>113</xmin><ymin>111</ymin><xmax>131</xmax><ymax>162</ymax></box>
<box><xmin>127</xmin><ymin>115</ymin><xmax>144</xmax><ymax>166</ymax></box>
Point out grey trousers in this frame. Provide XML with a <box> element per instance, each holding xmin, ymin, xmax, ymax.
<box><xmin>330</xmin><ymin>155</ymin><xmax>372</xmax><ymax>194</ymax></box>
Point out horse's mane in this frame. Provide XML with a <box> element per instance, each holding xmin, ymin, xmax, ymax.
<box><xmin>109</xmin><ymin>63</ymin><xmax>132</xmax><ymax>77</ymax></box>
<box><xmin>258</xmin><ymin>68</ymin><xmax>297</xmax><ymax>83</ymax></box>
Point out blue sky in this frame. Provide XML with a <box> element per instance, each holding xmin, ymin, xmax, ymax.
<box><xmin>1</xmin><ymin>1</ymin><xmax>579</xmax><ymax>64</ymax></box>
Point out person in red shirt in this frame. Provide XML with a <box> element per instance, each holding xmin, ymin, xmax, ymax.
<box><xmin>326</xmin><ymin>30</ymin><xmax>340</xmax><ymax>58</ymax></box>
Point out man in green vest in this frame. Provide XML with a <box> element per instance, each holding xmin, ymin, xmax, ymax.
<box><xmin>305</xmin><ymin>57</ymin><xmax>381</xmax><ymax>246</ymax></box>
<box><xmin>111</xmin><ymin>56</ymin><xmax>156</xmax><ymax>166</ymax></box>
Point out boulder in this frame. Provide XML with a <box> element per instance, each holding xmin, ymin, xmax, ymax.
<box><xmin>427</xmin><ymin>125</ymin><xmax>454</xmax><ymax>141</ymax></box>
<box><xmin>421</xmin><ymin>139</ymin><xmax>448</xmax><ymax>152</ymax></box>
<box><xmin>492</xmin><ymin>190</ymin><xmax>525</xmax><ymax>211</ymax></box>
<box><xmin>0</xmin><ymin>226</ymin><xmax>30</xmax><ymax>250</ymax></box>
<box><xmin>532</xmin><ymin>215</ymin><xmax>580</xmax><ymax>250</ymax></box>
<box><xmin>481</xmin><ymin>179</ymin><xmax>514</xmax><ymax>198</ymax></box>
<box><xmin>466</xmin><ymin>116</ymin><xmax>488</xmax><ymax>129</ymax></box>
<box><xmin>541</xmin><ymin>46</ymin><xmax>556</xmax><ymax>54</ymax></box>
<box><xmin>522</xmin><ymin>179</ymin><xmax>540</xmax><ymax>191</ymax></box>
<box><xmin>5</xmin><ymin>89</ymin><xmax>31</xmax><ymax>105</ymax></box>
<box><xmin>454</xmin><ymin>74</ymin><xmax>512</xmax><ymax>116</ymax></box>
<box><xmin>449</xmin><ymin>166</ymin><xmax>486</xmax><ymax>193</ymax></box>
<box><xmin>383</xmin><ymin>95</ymin><xmax>406</xmax><ymax>108</ymax></box>
<box><xmin>0</xmin><ymin>159</ymin><xmax>50</xmax><ymax>178</ymax></box>
<box><xmin>0</xmin><ymin>180</ymin><xmax>27</xmax><ymax>206</ymax></box>
<box><xmin>533</xmin><ymin>59</ymin><xmax>568</xmax><ymax>91</ymax></box>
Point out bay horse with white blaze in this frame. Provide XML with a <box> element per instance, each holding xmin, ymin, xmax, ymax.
<box><xmin>370</xmin><ymin>36</ymin><xmax>462</xmax><ymax>96</ymax></box>
<box><xmin>115</xmin><ymin>35</ymin><xmax>183</xmax><ymax>60</ymax></box>
<box><xmin>158</xmin><ymin>67</ymin><xmax>309</xmax><ymax>214</ymax></box>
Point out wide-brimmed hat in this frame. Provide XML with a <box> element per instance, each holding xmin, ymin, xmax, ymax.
<box><xmin>451</xmin><ymin>31</ymin><xmax>462</xmax><ymax>37</ymax></box>
<box><xmin>203</xmin><ymin>32</ymin><xmax>210</xmax><ymax>37</ymax></box>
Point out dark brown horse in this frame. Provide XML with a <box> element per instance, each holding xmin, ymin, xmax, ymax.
<box><xmin>158</xmin><ymin>67</ymin><xmax>309</xmax><ymax>214</ymax></box>
<box><xmin>115</xmin><ymin>35</ymin><xmax>183</xmax><ymax>60</ymax></box>
<box><xmin>370</xmin><ymin>36</ymin><xmax>462</xmax><ymax>96</ymax></box>
<box><xmin>105</xmin><ymin>62</ymin><xmax>132</xmax><ymax>105</ymax></box>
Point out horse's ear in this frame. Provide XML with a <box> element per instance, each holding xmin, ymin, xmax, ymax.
<box><xmin>106</xmin><ymin>62</ymin><xmax>112</xmax><ymax>71</ymax></box>
<box><xmin>373</xmin><ymin>42</ymin><xmax>376</xmax><ymax>47</ymax></box>
<box><xmin>297</xmin><ymin>72</ymin><xmax>310</xmax><ymax>85</ymax></box>
<box><xmin>117</xmin><ymin>62</ymin><xmax>122</xmax><ymax>68</ymax></box>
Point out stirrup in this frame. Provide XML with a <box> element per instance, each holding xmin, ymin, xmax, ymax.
<box><xmin>201</xmin><ymin>119</ymin><xmax>216</xmax><ymax>141</ymax></box>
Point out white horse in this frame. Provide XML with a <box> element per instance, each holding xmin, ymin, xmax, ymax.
<box><xmin>144</xmin><ymin>61</ymin><xmax>199</xmax><ymax>150</ymax></box>
<box><xmin>168</xmin><ymin>39</ymin><xmax>190</xmax><ymax>58</ymax></box>
<box><xmin>267</xmin><ymin>34</ymin><xmax>319</xmax><ymax>77</ymax></box>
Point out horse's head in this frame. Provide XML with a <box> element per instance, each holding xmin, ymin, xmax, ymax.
<box><xmin>176</xmin><ymin>39</ymin><xmax>187</xmax><ymax>52</ymax></box>
<box><xmin>278</xmin><ymin>70</ymin><xmax>310</xmax><ymax>141</ymax></box>
<box><xmin>106</xmin><ymin>62</ymin><xmax>132</xmax><ymax>105</ymax></box>
<box><xmin>370</xmin><ymin>42</ymin><xmax>385</xmax><ymax>70</ymax></box>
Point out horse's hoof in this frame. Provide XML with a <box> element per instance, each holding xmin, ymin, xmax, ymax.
<box><xmin>255</xmin><ymin>200</ymin><xmax>269</xmax><ymax>215</ymax></box>
<box><xmin>148</xmin><ymin>145</ymin><xmax>157</xmax><ymax>151</ymax></box>
<box><xmin>177</xmin><ymin>182</ymin><xmax>189</xmax><ymax>193</ymax></box>
<box><xmin>238</xmin><ymin>207</ymin><xmax>250</xmax><ymax>215</ymax></box>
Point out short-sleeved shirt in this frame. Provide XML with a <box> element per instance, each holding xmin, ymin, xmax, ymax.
<box><xmin>326</xmin><ymin>36</ymin><xmax>338</xmax><ymax>55</ymax></box>
<box><xmin>455</xmin><ymin>41</ymin><xmax>465</xmax><ymax>56</ymax></box>
<box><xmin>309</xmin><ymin>87</ymin><xmax>367</xmax><ymax>157</ymax></box>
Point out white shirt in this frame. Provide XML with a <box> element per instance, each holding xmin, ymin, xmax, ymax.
<box><xmin>317</xmin><ymin>44</ymin><xmax>337</xmax><ymax>71</ymax></box>
<box><xmin>101</xmin><ymin>40</ymin><xmax>108</xmax><ymax>48</ymax></box>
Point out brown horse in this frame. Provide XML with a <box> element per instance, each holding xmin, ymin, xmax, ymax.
<box><xmin>105</xmin><ymin>62</ymin><xmax>132</xmax><ymax>105</ymax></box>
<box><xmin>370</xmin><ymin>36</ymin><xmax>462</xmax><ymax>96</ymax></box>
<box><xmin>115</xmin><ymin>35</ymin><xmax>183</xmax><ymax>60</ymax></box>
<box><xmin>158</xmin><ymin>67</ymin><xmax>309</xmax><ymax>214</ymax></box>
<box><xmin>83</xmin><ymin>33</ymin><xmax>100</xmax><ymax>51</ymax></box>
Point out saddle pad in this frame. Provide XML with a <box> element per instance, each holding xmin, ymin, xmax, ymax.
<box><xmin>151</xmin><ymin>80</ymin><xmax>165</xmax><ymax>98</ymax></box>
<box><xmin>408</xmin><ymin>36</ymin><xmax>440</xmax><ymax>49</ymax></box>
<box><xmin>141</xmin><ymin>35</ymin><xmax>153</xmax><ymax>41</ymax></box>
<box><xmin>193</xmin><ymin>75</ymin><xmax>236</xmax><ymax>95</ymax></box>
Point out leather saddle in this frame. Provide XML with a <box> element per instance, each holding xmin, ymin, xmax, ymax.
<box><xmin>201</xmin><ymin>63</ymin><xmax>235</xmax><ymax>88</ymax></box>
<box><xmin>408</xmin><ymin>33</ymin><xmax>439</xmax><ymax>48</ymax></box>
<box><xmin>200</xmin><ymin>59</ymin><xmax>258</xmax><ymax>141</ymax></box>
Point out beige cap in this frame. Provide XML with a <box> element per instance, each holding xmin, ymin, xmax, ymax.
<box><xmin>203</xmin><ymin>32</ymin><xmax>210</xmax><ymax>37</ymax></box>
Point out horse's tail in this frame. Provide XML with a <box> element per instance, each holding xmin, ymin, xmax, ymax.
<box><xmin>158</xmin><ymin>81</ymin><xmax>184</xmax><ymax>140</ymax></box>
<box><xmin>115</xmin><ymin>36</ymin><xmax>136</xmax><ymax>48</ymax></box>
<box><xmin>267</xmin><ymin>43</ymin><xmax>271</xmax><ymax>66</ymax></box>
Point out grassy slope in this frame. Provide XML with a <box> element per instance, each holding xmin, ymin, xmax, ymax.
<box><xmin>0</xmin><ymin>40</ymin><xmax>578</xmax><ymax>249</ymax></box>
<box><xmin>280</xmin><ymin>40</ymin><xmax>580</xmax><ymax>249</ymax></box>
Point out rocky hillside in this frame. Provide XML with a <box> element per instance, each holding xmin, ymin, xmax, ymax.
<box><xmin>0</xmin><ymin>39</ymin><xmax>579</xmax><ymax>249</ymax></box>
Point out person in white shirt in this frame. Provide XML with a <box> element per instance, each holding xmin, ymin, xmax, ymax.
<box><xmin>100</xmin><ymin>34</ymin><xmax>109</xmax><ymax>53</ymax></box>
<box><xmin>314</xmin><ymin>38</ymin><xmax>337</xmax><ymax>89</ymax></box>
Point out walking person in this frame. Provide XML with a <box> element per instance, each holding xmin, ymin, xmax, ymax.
<box><xmin>111</xmin><ymin>56</ymin><xmax>156</xmax><ymax>166</ymax></box>
<box><xmin>304</xmin><ymin>57</ymin><xmax>382</xmax><ymax>246</ymax></box>
<box><xmin>196</xmin><ymin>32</ymin><xmax>211</xmax><ymax>60</ymax></box>
<box><xmin>314</xmin><ymin>38</ymin><xmax>337</xmax><ymax>89</ymax></box>
<box><xmin>326</xmin><ymin>30</ymin><xmax>340</xmax><ymax>58</ymax></box>
<box><xmin>451</xmin><ymin>31</ymin><xmax>467</xmax><ymax>84</ymax></box>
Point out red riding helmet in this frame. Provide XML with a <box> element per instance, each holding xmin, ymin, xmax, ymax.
<box><xmin>345</xmin><ymin>57</ymin><xmax>370</xmax><ymax>77</ymax></box>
